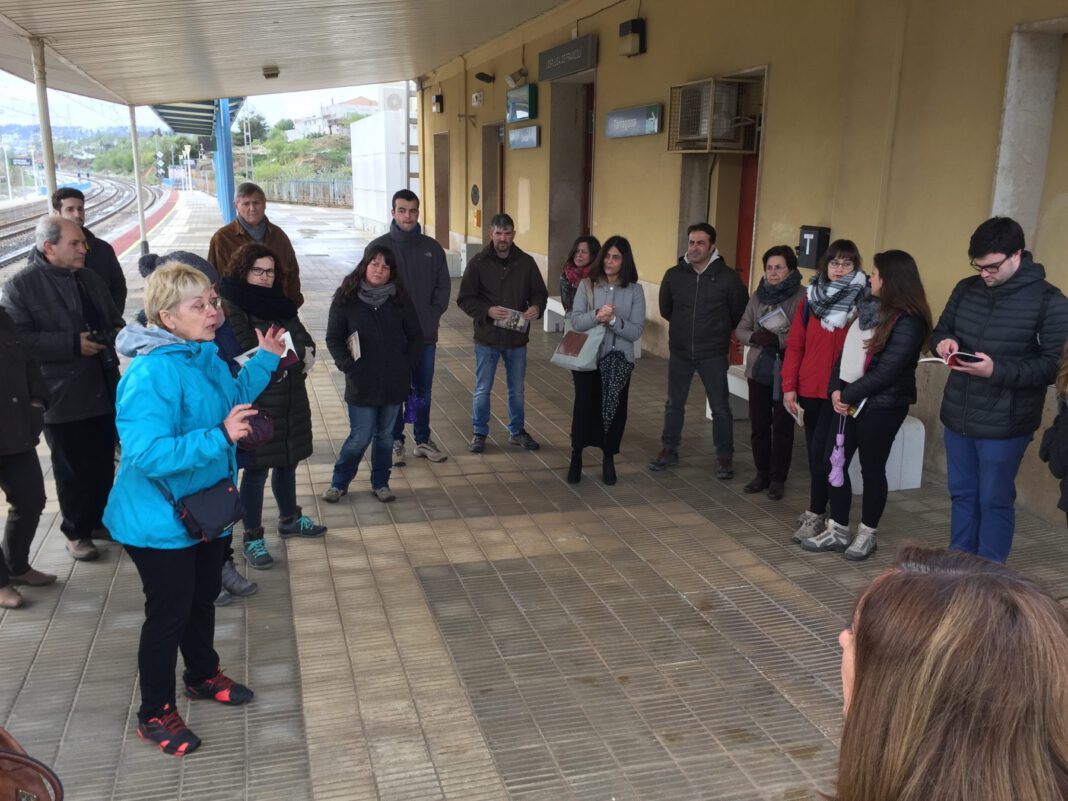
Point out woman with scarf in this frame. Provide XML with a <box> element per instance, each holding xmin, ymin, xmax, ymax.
<box><xmin>801</xmin><ymin>250</ymin><xmax>930</xmax><ymax>559</ymax></box>
<box><xmin>566</xmin><ymin>236</ymin><xmax>645</xmax><ymax>486</ymax></box>
<box><xmin>781</xmin><ymin>239</ymin><xmax>868</xmax><ymax>543</ymax></box>
<box><xmin>220</xmin><ymin>243</ymin><xmax>325</xmax><ymax>571</ymax></box>
<box><xmin>559</xmin><ymin>236</ymin><xmax>601</xmax><ymax>313</ymax></box>
<box><xmin>322</xmin><ymin>245</ymin><xmax>422</xmax><ymax>503</ymax></box>
<box><xmin>735</xmin><ymin>246</ymin><xmax>806</xmax><ymax>500</ymax></box>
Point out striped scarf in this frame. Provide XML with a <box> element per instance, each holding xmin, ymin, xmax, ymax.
<box><xmin>807</xmin><ymin>270</ymin><xmax>868</xmax><ymax>331</ymax></box>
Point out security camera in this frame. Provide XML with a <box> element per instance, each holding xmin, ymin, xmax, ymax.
<box><xmin>262</xmin><ymin>65</ymin><xmax>280</xmax><ymax>79</ymax></box>
<box><xmin>474</xmin><ymin>71</ymin><xmax>495</xmax><ymax>84</ymax></box>
<box><xmin>505</xmin><ymin>68</ymin><xmax>528</xmax><ymax>89</ymax></box>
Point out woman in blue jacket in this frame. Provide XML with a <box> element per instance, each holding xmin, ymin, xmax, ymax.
<box><xmin>104</xmin><ymin>263</ymin><xmax>285</xmax><ymax>757</ymax></box>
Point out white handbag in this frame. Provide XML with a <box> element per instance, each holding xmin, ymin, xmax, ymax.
<box><xmin>549</xmin><ymin>280</ymin><xmax>606</xmax><ymax>372</ymax></box>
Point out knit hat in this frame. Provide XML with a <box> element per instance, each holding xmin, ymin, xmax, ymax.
<box><xmin>138</xmin><ymin>250</ymin><xmax>219</xmax><ymax>284</ymax></box>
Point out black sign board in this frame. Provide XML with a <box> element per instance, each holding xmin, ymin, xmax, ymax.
<box><xmin>605</xmin><ymin>104</ymin><xmax>663</xmax><ymax>139</ymax></box>
<box><xmin>538</xmin><ymin>35</ymin><xmax>598</xmax><ymax>81</ymax></box>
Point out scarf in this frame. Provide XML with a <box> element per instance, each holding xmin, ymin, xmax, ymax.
<box><xmin>756</xmin><ymin>269</ymin><xmax>802</xmax><ymax>305</ymax></box>
<box><xmin>856</xmin><ymin>286</ymin><xmax>881</xmax><ymax>330</ymax></box>
<box><xmin>219</xmin><ymin>277</ymin><xmax>298</xmax><ymax>321</ymax></box>
<box><xmin>563</xmin><ymin>261</ymin><xmax>590</xmax><ymax>289</ymax></box>
<box><xmin>357</xmin><ymin>280</ymin><xmax>397</xmax><ymax>308</ymax></box>
<box><xmin>807</xmin><ymin>270</ymin><xmax>868</xmax><ymax>331</ymax></box>
<box><xmin>237</xmin><ymin>215</ymin><xmax>268</xmax><ymax>243</ymax></box>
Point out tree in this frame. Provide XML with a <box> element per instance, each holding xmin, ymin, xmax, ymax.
<box><xmin>235</xmin><ymin>110</ymin><xmax>269</xmax><ymax>142</ymax></box>
<box><xmin>273</xmin><ymin>118</ymin><xmax>295</xmax><ymax>132</ymax></box>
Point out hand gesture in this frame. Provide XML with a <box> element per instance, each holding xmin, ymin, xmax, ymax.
<box><xmin>936</xmin><ymin>338</ymin><xmax>959</xmax><ymax>359</ymax></box>
<box><xmin>487</xmin><ymin>306</ymin><xmax>510</xmax><ymax>321</ymax></box>
<box><xmin>521</xmin><ymin>305</ymin><xmax>540</xmax><ymax>321</ymax></box>
<box><xmin>831</xmin><ymin>390</ymin><xmax>849</xmax><ymax>416</ymax></box>
<box><xmin>595</xmin><ymin>303</ymin><xmax>614</xmax><ymax>324</ymax></box>
<box><xmin>950</xmin><ymin>351</ymin><xmax>994</xmax><ymax>378</ymax></box>
<box><xmin>257</xmin><ymin>325</ymin><xmax>287</xmax><ymax>356</ymax></box>
<box><xmin>79</xmin><ymin>331</ymin><xmax>106</xmax><ymax>357</ymax></box>
<box><xmin>783</xmin><ymin>391</ymin><xmax>799</xmax><ymax>416</ymax></box>
<box><xmin>223</xmin><ymin>403</ymin><xmax>258</xmax><ymax>442</ymax></box>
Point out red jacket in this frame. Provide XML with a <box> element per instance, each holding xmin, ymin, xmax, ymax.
<box><xmin>781</xmin><ymin>300</ymin><xmax>849</xmax><ymax>400</ymax></box>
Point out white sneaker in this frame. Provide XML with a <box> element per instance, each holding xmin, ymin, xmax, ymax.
<box><xmin>413</xmin><ymin>439</ymin><xmax>448</xmax><ymax>462</ymax></box>
<box><xmin>844</xmin><ymin>523</ymin><xmax>878</xmax><ymax>561</ymax></box>
<box><xmin>801</xmin><ymin>519</ymin><xmax>850</xmax><ymax>553</ymax></box>
<box><xmin>373</xmin><ymin>486</ymin><xmax>396</xmax><ymax>503</ymax></box>
<box><xmin>392</xmin><ymin>440</ymin><xmax>406</xmax><ymax>466</ymax></box>
<box><xmin>791</xmin><ymin>511</ymin><xmax>825</xmax><ymax>544</ymax></box>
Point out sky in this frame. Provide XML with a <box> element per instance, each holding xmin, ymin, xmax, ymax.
<box><xmin>0</xmin><ymin>69</ymin><xmax>378</xmax><ymax>131</ymax></box>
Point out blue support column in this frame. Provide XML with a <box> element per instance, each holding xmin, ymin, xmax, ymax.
<box><xmin>213</xmin><ymin>98</ymin><xmax>236</xmax><ymax>223</ymax></box>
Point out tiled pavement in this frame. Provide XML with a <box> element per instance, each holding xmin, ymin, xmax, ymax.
<box><xmin>3</xmin><ymin>191</ymin><xmax>1067</xmax><ymax>801</ymax></box>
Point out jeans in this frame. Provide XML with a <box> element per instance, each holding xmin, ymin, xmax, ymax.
<box><xmin>747</xmin><ymin>378</ymin><xmax>795</xmax><ymax>483</ymax></box>
<box><xmin>331</xmin><ymin>404</ymin><xmax>400</xmax><ymax>491</ymax></box>
<box><xmin>798</xmin><ymin>397</ymin><xmax>836</xmax><ymax>515</ymax></box>
<box><xmin>661</xmin><ymin>354</ymin><xmax>733</xmax><ymax>458</ymax></box>
<box><xmin>240</xmin><ymin>465</ymin><xmax>298</xmax><ymax>531</ymax></box>
<box><xmin>393</xmin><ymin>343</ymin><xmax>437</xmax><ymax>445</ymax></box>
<box><xmin>125</xmin><ymin>537</ymin><xmax>226</xmax><ymax>719</ymax></box>
<box><xmin>945</xmin><ymin>428</ymin><xmax>1032</xmax><ymax>563</ymax></box>
<box><xmin>43</xmin><ymin>413</ymin><xmax>116</xmax><ymax>540</ymax></box>
<box><xmin>472</xmin><ymin>344</ymin><xmax>527</xmax><ymax>437</ymax></box>
<box><xmin>0</xmin><ymin>449</ymin><xmax>47</xmax><ymax>587</ymax></box>
<box><xmin>826</xmin><ymin>406</ymin><xmax>909</xmax><ymax>528</ymax></box>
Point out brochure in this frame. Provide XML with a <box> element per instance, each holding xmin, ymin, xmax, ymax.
<box><xmin>234</xmin><ymin>331</ymin><xmax>299</xmax><ymax>369</ymax></box>
<box><xmin>346</xmin><ymin>331</ymin><xmax>361</xmax><ymax>362</ymax></box>
<box><xmin>493</xmin><ymin>307</ymin><xmax>530</xmax><ymax>332</ymax></box>
<box><xmin>756</xmin><ymin>306</ymin><xmax>791</xmax><ymax>334</ymax></box>
<box><xmin>919</xmin><ymin>351</ymin><xmax>982</xmax><ymax>367</ymax></box>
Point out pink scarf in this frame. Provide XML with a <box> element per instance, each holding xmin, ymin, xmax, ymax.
<box><xmin>563</xmin><ymin>261</ymin><xmax>590</xmax><ymax>288</ymax></box>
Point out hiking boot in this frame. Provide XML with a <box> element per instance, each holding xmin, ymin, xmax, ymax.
<box><xmin>844</xmin><ymin>523</ymin><xmax>878</xmax><ymax>561</ymax></box>
<box><xmin>373</xmin><ymin>486</ymin><xmax>396</xmax><ymax>503</ymax></box>
<box><xmin>716</xmin><ymin>458</ymin><xmax>735</xmax><ymax>480</ymax></box>
<box><xmin>801</xmin><ymin>519</ymin><xmax>851</xmax><ymax>553</ymax></box>
<box><xmin>137</xmin><ymin>704</ymin><xmax>200</xmax><ymax>756</ymax></box>
<box><xmin>414</xmin><ymin>439</ymin><xmax>448</xmax><ymax>462</ymax></box>
<box><xmin>278</xmin><ymin>513</ymin><xmax>327</xmax><ymax>538</ymax></box>
<box><xmin>791</xmin><ymin>511</ymin><xmax>825</xmax><ymax>543</ymax></box>
<box><xmin>508</xmin><ymin>430</ymin><xmax>540</xmax><ymax>450</ymax></box>
<box><xmin>221</xmin><ymin>559</ymin><xmax>258</xmax><ymax>597</ymax></box>
<box><xmin>185</xmin><ymin>667</ymin><xmax>254</xmax><ymax>705</ymax></box>
<box><xmin>321</xmin><ymin>486</ymin><xmax>347</xmax><ymax>503</ymax></box>
<box><xmin>743</xmin><ymin>474</ymin><xmax>769</xmax><ymax>494</ymax></box>
<box><xmin>468</xmin><ymin>434</ymin><xmax>487</xmax><ymax>453</ymax></box>
<box><xmin>66</xmin><ymin>538</ymin><xmax>99</xmax><ymax>562</ymax></box>
<box><xmin>392</xmin><ymin>440</ymin><xmax>407</xmax><ymax>467</ymax></box>
<box><xmin>9</xmin><ymin>568</ymin><xmax>57</xmax><ymax>586</ymax></box>
<box><xmin>648</xmin><ymin>448</ymin><xmax>678</xmax><ymax>471</ymax></box>
<box><xmin>767</xmin><ymin>481</ymin><xmax>785</xmax><ymax>501</ymax></box>
<box><xmin>243</xmin><ymin>533</ymin><xmax>274</xmax><ymax>569</ymax></box>
<box><xmin>214</xmin><ymin>588</ymin><xmax>233</xmax><ymax>607</ymax></box>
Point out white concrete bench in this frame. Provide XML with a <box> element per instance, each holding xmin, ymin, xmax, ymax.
<box><xmin>545</xmin><ymin>296</ymin><xmax>641</xmax><ymax>358</ymax></box>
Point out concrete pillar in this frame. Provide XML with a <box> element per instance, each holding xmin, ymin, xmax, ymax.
<box><xmin>29</xmin><ymin>37</ymin><xmax>57</xmax><ymax>198</ymax></box>
<box><xmin>128</xmin><ymin>106</ymin><xmax>149</xmax><ymax>255</ymax></box>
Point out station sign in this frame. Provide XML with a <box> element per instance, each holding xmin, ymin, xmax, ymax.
<box><xmin>605</xmin><ymin>104</ymin><xmax>663</xmax><ymax>139</ymax></box>
<box><xmin>11</xmin><ymin>157</ymin><xmax>32</xmax><ymax>167</ymax></box>
<box><xmin>538</xmin><ymin>35</ymin><xmax>597</xmax><ymax>81</ymax></box>
<box><xmin>508</xmin><ymin>125</ymin><xmax>540</xmax><ymax>150</ymax></box>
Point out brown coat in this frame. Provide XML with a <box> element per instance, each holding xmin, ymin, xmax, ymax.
<box><xmin>207</xmin><ymin>218</ymin><xmax>304</xmax><ymax>307</ymax></box>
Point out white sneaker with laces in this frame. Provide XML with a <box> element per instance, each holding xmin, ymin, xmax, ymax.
<box><xmin>801</xmin><ymin>519</ymin><xmax>850</xmax><ymax>553</ymax></box>
<box><xmin>791</xmin><ymin>511</ymin><xmax>825</xmax><ymax>544</ymax></box>
<box><xmin>413</xmin><ymin>439</ymin><xmax>448</xmax><ymax>462</ymax></box>
<box><xmin>844</xmin><ymin>523</ymin><xmax>878</xmax><ymax>561</ymax></box>
<box><xmin>392</xmin><ymin>440</ymin><xmax>406</xmax><ymax>466</ymax></box>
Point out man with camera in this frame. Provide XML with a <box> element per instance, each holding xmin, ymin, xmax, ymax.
<box><xmin>0</xmin><ymin>217</ymin><xmax>124</xmax><ymax>562</ymax></box>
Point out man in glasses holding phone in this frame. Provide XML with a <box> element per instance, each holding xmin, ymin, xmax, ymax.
<box><xmin>931</xmin><ymin>216</ymin><xmax>1068</xmax><ymax>562</ymax></box>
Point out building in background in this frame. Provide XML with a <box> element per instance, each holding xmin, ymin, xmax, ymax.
<box><xmin>351</xmin><ymin>83</ymin><xmax>419</xmax><ymax>237</ymax></box>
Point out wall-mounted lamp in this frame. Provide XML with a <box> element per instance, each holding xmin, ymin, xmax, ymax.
<box><xmin>618</xmin><ymin>18</ymin><xmax>646</xmax><ymax>57</ymax></box>
<box><xmin>506</xmin><ymin>68</ymin><xmax>528</xmax><ymax>89</ymax></box>
<box><xmin>431</xmin><ymin>94</ymin><xmax>444</xmax><ymax>113</ymax></box>
<box><xmin>474</xmin><ymin>71</ymin><xmax>495</xmax><ymax>84</ymax></box>
<box><xmin>262</xmin><ymin>65</ymin><xmax>280</xmax><ymax>79</ymax></box>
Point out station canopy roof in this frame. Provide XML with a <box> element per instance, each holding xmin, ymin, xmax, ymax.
<box><xmin>150</xmin><ymin>99</ymin><xmax>244</xmax><ymax>136</ymax></box>
<box><xmin>0</xmin><ymin>0</ymin><xmax>564</xmax><ymax>108</ymax></box>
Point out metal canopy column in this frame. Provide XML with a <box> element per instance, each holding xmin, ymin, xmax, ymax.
<box><xmin>128</xmin><ymin>105</ymin><xmax>149</xmax><ymax>255</ymax></box>
<box><xmin>29</xmin><ymin>37</ymin><xmax>57</xmax><ymax>198</ymax></box>
<box><xmin>213</xmin><ymin>98</ymin><xmax>236</xmax><ymax>223</ymax></box>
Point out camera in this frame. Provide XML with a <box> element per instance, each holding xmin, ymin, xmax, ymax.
<box><xmin>88</xmin><ymin>330</ymin><xmax>120</xmax><ymax>370</ymax></box>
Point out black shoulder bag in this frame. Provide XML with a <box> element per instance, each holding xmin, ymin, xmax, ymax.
<box><xmin>152</xmin><ymin>451</ymin><xmax>243</xmax><ymax>542</ymax></box>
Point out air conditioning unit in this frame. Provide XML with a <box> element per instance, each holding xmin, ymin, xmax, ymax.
<box><xmin>667</xmin><ymin>77</ymin><xmax>762</xmax><ymax>153</ymax></box>
<box><xmin>383</xmin><ymin>90</ymin><xmax>405</xmax><ymax>111</ymax></box>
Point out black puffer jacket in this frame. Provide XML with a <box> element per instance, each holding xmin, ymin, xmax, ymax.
<box><xmin>326</xmin><ymin>294</ymin><xmax>422</xmax><ymax>407</ymax></box>
<box><xmin>222</xmin><ymin>300</ymin><xmax>315</xmax><ymax>470</ymax></box>
<box><xmin>930</xmin><ymin>254</ymin><xmax>1068</xmax><ymax>439</ymax></box>
<box><xmin>659</xmin><ymin>256</ymin><xmax>748</xmax><ymax>359</ymax></box>
<box><xmin>830</xmin><ymin>314</ymin><xmax>927</xmax><ymax>409</ymax></box>
<box><xmin>0</xmin><ymin>307</ymin><xmax>49</xmax><ymax>456</ymax></box>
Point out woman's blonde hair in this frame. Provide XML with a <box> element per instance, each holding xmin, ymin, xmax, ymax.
<box><xmin>144</xmin><ymin>263</ymin><xmax>211</xmax><ymax>327</ymax></box>
<box><xmin>836</xmin><ymin>547</ymin><xmax>1068</xmax><ymax>801</ymax></box>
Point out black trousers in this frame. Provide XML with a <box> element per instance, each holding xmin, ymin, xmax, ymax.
<box><xmin>662</xmin><ymin>354</ymin><xmax>733</xmax><ymax>458</ymax></box>
<box><xmin>798</xmin><ymin>397</ymin><xmax>836</xmax><ymax>515</ymax></box>
<box><xmin>747</xmin><ymin>379</ymin><xmax>796</xmax><ymax>483</ymax></box>
<box><xmin>125</xmin><ymin>537</ymin><xmax>227</xmax><ymax>719</ymax></box>
<box><xmin>43</xmin><ymin>414</ymin><xmax>116</xmax><ymax>541</ymax></box>
<box><xmin>826</xmin><ymin>406</ymin><xmax>908</xmax><ymax>528</ymax></box>
<box><xmin>0</xmin><ymin>449</ymin><xmax>47</xmax><ymax>587</ymax></box>
<box><xmin>571</xmin><ymin>369</ymin><xmax>630</xmax><ymax>455</ymax></box>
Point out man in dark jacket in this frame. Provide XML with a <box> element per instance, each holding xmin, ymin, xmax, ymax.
<box><xmin>931</xmin><ymin>216</ymin><xmax>1068</xmax><ymax>562</ymax></box>
<box><xmin>457</xmin><ymin>213</ymin><xmax>548</xmax><ymax>454</ymax></box>
<box><xmin>650</xmin><ymin>223</ymin><xmax>749</xmax><ymax>478</ymax></box>
<box><xmin>0</xmin><ymin>217</ymin><xmax>124</xmax><ymax>563</ymax></box>
<box><xmin>367</xmin><ymin>190</ymin><xmax>451</xmax><ymax>465</ymax></box>
<box><xmin>52</xmin><ymin>187</ymin><xmax>127</xmax><ymax>315</ymax></box>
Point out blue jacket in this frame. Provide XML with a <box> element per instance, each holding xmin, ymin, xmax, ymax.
<box><xmin>103</xmin><ymin>323</ymin><xmax>279</xmax><ymax>549</ymax></box>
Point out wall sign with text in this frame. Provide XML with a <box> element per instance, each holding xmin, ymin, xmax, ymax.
<box><xmin>605</xmin><ymin>104</ymin><xmax>663</xmax><ymax>139</ymax></box>
<box><xmin>508</xmin><ymin>125</ymin><xmax>541</xmax><ymax>150</ymax></box>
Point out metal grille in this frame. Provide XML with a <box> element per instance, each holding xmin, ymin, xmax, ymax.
<box><xmin>668</xmin><ymin>77</ymin><xmax>762</xmax><ymax>154</ymax></box>
<box><xmin>668</xmin><ymin>81</ymin><xmax>712</xmax><ymax>151</ymax></box>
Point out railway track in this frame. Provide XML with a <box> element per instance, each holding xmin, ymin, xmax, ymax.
<box><xmin>0</xmin><ymin>176</ymin><xmax>162</xmax><ymax>270</ymax></box>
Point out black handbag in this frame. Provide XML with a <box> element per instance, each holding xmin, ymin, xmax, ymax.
<box><xmin>751</xmin><ymin>347</ymin><xmax>784</xmax><ymax>402</ymax></box>
<box><xmin>153</xmin><ymin>454</ymin><xmax>243</xmax><ymax>542</ymax></box>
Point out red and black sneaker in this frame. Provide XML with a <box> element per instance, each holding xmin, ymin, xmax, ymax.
<box><xmin>185</xmin><ymin>668</ymin><xmax>254</xmax><ymax>705</ymax></box>
<box><xmin>137</xmin><ymin>703</ymin><xmax>201</xmax><ymax>756</ymax></box>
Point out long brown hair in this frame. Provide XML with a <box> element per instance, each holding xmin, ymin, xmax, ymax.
<box><xmin>334</xmin><ymin>244</ymin><xmax>407</xmax><ymax>304</ymax></box>
<box><xmin>836</xmin><ymin>547</ymin><xmax>1068</xmax><ymax>801</ymax></box>
<box><xmin>866</xmin><ymin>250</ymin><xmax>932</xmax><ymax>354</ymax></box>
<box><xmin>1057</xmin><ymin>340</ymin><xmax>1068</xmax><ymax>398</ymax></box>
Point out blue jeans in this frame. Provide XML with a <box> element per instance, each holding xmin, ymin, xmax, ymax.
<box><xmin>945</xmin><ymin>428</ymin><xmax>1032</xmax><ymax>563</ymax></box>
<box><xmin>472</xmin><ymin>344</ymin><xmax>527</xmax><ymax>437</ymax></box>
<box><xmin>331</xmin><ymin>404</ymin><xmax>400</xmax><ymax>491</ymax></box>
<box><xmin>240</xmin><ymin>465</ymin><xmax>298</xmax><ymax>531</ymax></box>
<box><xmin>393</xmin><ymin>343</ymin><xmax>437</xmax><ymax>445</ymax></box>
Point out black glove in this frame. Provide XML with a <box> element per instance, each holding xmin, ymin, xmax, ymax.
<box><xmin>749</xmin><ymin>329</ymin><xmax>779</xmax><ymax>347</ymax></box>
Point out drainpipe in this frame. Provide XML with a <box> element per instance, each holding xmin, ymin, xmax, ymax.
<box><xmin>461</xmin><ymin>55</ymin><xmax>469</xmax><ymax>249</ymax></box>
<box><xmin>29</xmin><ymin>37</ymin><xmax>57</xmax><ymax>198</ymax></box>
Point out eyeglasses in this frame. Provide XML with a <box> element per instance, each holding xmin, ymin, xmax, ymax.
<box><xmin>249</xmin><ymin>267</ymin><xmax>276</xmax><ymax>278</ymax></box>
<box><xmin>183</xmin><ymin>297</ymin><xmax>222</xmax><ymax>314</ymax></box>
<box><xmin>829</xmin><ymin>259</ymin><xmax>855</xmax><ymax>269</ymax></box>
<box><xmin>969</xmin><ymin>254</ymin><xmax>1011</xmax><ymax>274</ymax></box>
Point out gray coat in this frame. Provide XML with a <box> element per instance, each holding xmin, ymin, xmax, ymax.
<box><xmin>571</xmin><ymin>279</ymin><xmax>645</xmax><ymax>363</ymax></box>
<box><xmin>0</xmin><ymin>249</ymin><xmax>123</xmax><ymax>423</ymax></box>
<box><xmin>368</xmin><ymin>222</ymin><xmax>451</xmax><ymax>343</ymax></box>
<box><xmin>735</xmin><ymin>285</ymin><xmax>805</xmax><ymax>379</ymax></box>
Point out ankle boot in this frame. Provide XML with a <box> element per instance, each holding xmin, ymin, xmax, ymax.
<box><xmin>602</xmin><ymin>454</ymin><xmax>617</xmax><ymax>486</ymax></box>
<box><xmin>567</xmin><ymin>450</ymin><xmax>582</xmax><ymax>483</ymax></box>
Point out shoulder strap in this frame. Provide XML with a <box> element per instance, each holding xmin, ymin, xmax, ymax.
<box><xmin>582</xmin><ymin>278</ymin><xmax>595</xmax><ymax>307</ymax></box>
<box><xmin>801</xmin><ymin>298</ymin><xmax>810</xmax><ymax>327</ymax></box>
